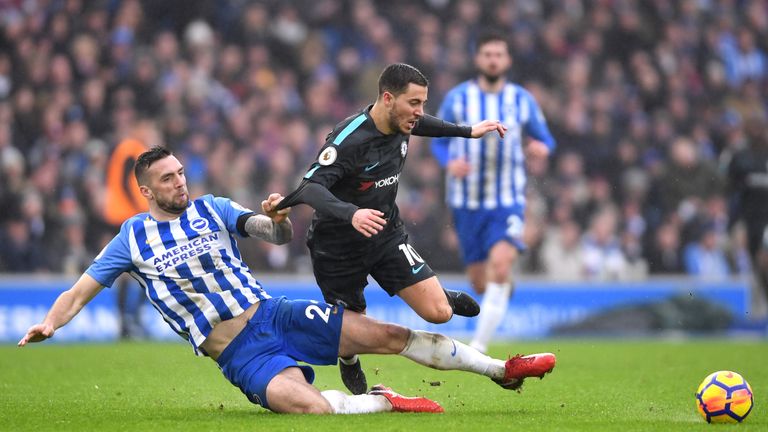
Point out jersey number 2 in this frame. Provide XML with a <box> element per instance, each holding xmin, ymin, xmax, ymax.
<box><xmin>506</xmin><ymin>214</ymin><xmax>524</xmax><ymax>239</ymax></box>
<box><xmin>305</xmin><ymin>302</ymin><xmax>331</xmax><ymax>324</ymax></box>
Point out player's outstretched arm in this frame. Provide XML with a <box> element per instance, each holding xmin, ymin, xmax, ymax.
<box><xmin>470</xmin><ymin>120</ymin><xmax>507</xmax><ymax>139</ymax></box>
<box><xmin>18</xmin><ymin>274</ymin><xmax>104</xmax><ymax>347</ymax></box>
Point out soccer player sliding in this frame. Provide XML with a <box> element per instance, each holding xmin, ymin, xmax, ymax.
<box><xmin>19</xmin><ymin>147</ymin><xmax>556</xmax><ymax>414</ymax></box>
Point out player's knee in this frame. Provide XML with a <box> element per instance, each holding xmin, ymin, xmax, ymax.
<box><xmin>488</xmin><ymin>258</ymin><xmax>512</xmax><ymax>283</ymax></box>
<box><xmin>303</xmin><ymin>404</ymin><xmax>333</xmax><ymax>415</ymax></box>
<box><xmin>421</xmin><ymin>304</ymin><xmax>453</xmax><ymax>324</ymax></box>
<box><xmin>469</xmin><ymin>278</ymin><xmax>485</xmax><ymax>294</ymax></box>
<box><xmin>291</xmin><ymin>405</ymin><xmax>332</xmax><ymax>415</ymax></box>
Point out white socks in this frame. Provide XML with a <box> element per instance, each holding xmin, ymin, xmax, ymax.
<box><xmin>321</xmin><ymin>330</ymin><xmax>509</xmax><ymax>413</ymax></box>
<box><xmin>321</xmin><ymin>390</ymin><xmax>391</xmax><ymax>414</ymax></box>
<box><xmin>470</xmin><ymin>282</ymin><xmax>512</xmax><ymax>353</ymax></box>
<box><xmin>398</xmin><ymin>330</ymin><xmax>505</xmax><ymax>380</ymax></box>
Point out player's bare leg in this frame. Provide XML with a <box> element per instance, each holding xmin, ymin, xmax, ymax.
<box><xmin>266</xmin><ymin>367</ymin><xmax>439</xmax><ymax>414</ymax></box>
<box><xmin>337</xmin><ymin>305</ymin><xmax>369</xmax><ymax>395</ymax></box>
<box><xmin>466</xmin><ymin>263</ymin><xmax>487</xmax><ymax>294</ymax></box>
<box><xmin>338</xmin><ymin>311</ymin><xmax>555</xmax><ymax>390</ymax></box>
<box><xmin>470</xmin><ymin>242</ymin><xmax>518</xmax><ymax>353</ymax></box>
<box><xmin>266</xmin><ymin>368</ymin><xmax>334</xmax><ymax>414</ymax></box>
<box><xmin>397</xmin><ymin>276</ymin><xmax>478</xmax><ymax>323</ymax></box>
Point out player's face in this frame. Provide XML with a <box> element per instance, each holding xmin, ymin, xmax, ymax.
<box><xmin>475</xmin><ymin>40</ymin><xmax>511</xmax><ymax>83</ymax></box>
<box><xmin>387</xmin><ymin>83</ymin><xmax>427</xmax><ymax>134</ymax></box>
<box><xmin>144</xmin><ymin>155</ymin><xmax>189</xmax><ymax>215</ymax></box>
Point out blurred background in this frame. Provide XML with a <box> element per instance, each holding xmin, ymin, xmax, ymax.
<box><xmin>0</xmin><ymin>0</ymin><xmax>766</xmax><ymax>340</ymax></box>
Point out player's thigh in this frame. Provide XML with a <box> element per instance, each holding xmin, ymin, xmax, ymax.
<box><xmin>215</xmin><ymin>303</ymin><xmax>319</xmax><ymax>411</ymax></box>
<box><xmin>396</xmin><ymin>276</ymin><xmax>456</xmax><ymax>323</ymax></box>
<box><xmin>310</xmin><ymin>250</ymin><xmax>370</xmax><ymax>312</ymax></box>
<box><xmin>276</xmin><ymin>297</ymin><xmax>344</xmax><ymax>365</ymax></box>
<box><xmin>486</xmin><ymin>207</ymin><xmax>527</xmax><ymax>253</ymax></box>
<box><xmin>338</xmin><ymin>310</ymin><xmax>410</xmax><ymax>356</ymax></box>
<box><xmin>369</xmin><ymin>232</ymin><xmax>436</xmax><ymax>297</ymax></box>
<box><xmin>265</xmin><ymin>367</ymin><xmax>331</xmax><ymax>414</ymax></box>
<box><xmin>451</xmin><ymin>208</ymin><xmax>489</xmax><ymax>264</ymax></box>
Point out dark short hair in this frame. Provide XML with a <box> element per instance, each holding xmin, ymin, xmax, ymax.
<box><xmin>135</xmin><ymin>146</ymin><xmax>172</xmax><ymax>185</ymax></box>
<box><xmin>378</xmin><ymin>63</ymin><xmax>429</xmax><ymax>97</ymax></box>
<box><xmin>475</xmin><ymin>31</ymin><xmax>510</xmax><ymax>53</ymax></box>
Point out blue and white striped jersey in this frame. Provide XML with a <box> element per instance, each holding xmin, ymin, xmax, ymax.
<box><xmin>86</xmin><ymin>194</ymin><xmax>269</xmax><ymax>355</ymax></box>
<box><xmin>431</xmin><ymin>80</ymin><xmax>555</xmax><ymax>210</ymax></box>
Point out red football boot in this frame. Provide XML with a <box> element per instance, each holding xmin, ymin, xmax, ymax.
<box><xmin>368</xmin><ymin>384</ymin><xmax>444</xmax><ymax>413</ymax></box>
<box><xmin>494</xmin><ymin>353</ymin><xmax>556</xmax><ymax>391</ymax></box>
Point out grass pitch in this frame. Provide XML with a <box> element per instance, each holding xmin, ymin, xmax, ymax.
<box><xmin>1</xmin><ymin>340</ymin><xmax>765</xmax><ymax>431</ymax></box>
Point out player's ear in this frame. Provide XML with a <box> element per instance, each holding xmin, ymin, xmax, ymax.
<box><xmin>382</xmin><ymin>91</ymin><xmax>394</xmax><ymax>106</ymax></box>
<box><xmin>139</xmin><ymin>184</ymin><xmax>152</xmax><ymax>200</ymax></box>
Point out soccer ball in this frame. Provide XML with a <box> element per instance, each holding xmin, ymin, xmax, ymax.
<box><xmin>695</xmin><ymin>370</ymin><xmax>753</xmax><ymax>423</ymax></box>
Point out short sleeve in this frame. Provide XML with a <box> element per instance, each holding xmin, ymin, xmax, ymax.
<box><xmin>206</xmin><ymin>195</ymin><xmax>254</xmax><ymax>234</ymax></box>
<box><xmin>520</xmin><ymin>89</ymin><xmax>556</xmax><ymax>150</ymax></box>
<box><xmin>85</xmin><ymin>222</ymin><xmax>134</xmax><ymax>288</ymax></box>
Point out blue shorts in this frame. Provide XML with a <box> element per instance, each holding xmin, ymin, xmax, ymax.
<box><xmin>215</xmin><ymin>297</ymin><xmax>344</xmax><ymax>410</ymax></box>
<box><xmin>452</xmin><ymin>206</ymin><xmax>527</xmax><ymax>264</ymax></box>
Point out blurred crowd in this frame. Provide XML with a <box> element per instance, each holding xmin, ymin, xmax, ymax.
<box><xmin>0</xmin><ymin>0</ymin><xmax>766</xmax><ymax>281</ymax></box>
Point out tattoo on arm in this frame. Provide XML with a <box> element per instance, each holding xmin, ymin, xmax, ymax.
<box><xmin>244</xmin><ymin>215</ymin><xmax>293</xmax><ymax>245</ymax></box>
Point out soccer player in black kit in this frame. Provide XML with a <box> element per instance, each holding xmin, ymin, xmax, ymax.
<box><xmin>728</xmin><ymin>117</ymin><xmax>768</xmax><ymax>326</ymax></box>
<box><xmin>271</xmin><ymin>63</ymin><xmax>507</xmax><ymax>394</ymax></box>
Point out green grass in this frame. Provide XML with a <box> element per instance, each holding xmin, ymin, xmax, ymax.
<box><xmin>0</xmin><ymin>340</ymin><xmax>765</xmax><ymax>431</ymax></box>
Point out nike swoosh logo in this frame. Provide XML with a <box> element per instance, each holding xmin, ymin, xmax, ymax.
<box><xmin>450</xmin><ymin>341</ymin><xmax>457</xmax><ymax>357</ymax></box>
<box><xmin>145</xmin><ymin>235</ymin><xmax>160</xmax><ymax>245</ymax></box>
<box><xmin>411</xmin><ymin>264</ymin><xmax>425</xmax><ymax>274</ymax></box>
<box><xmin>364</xmin><ymin>162</ymin><xmax>380</xmax><ymax>171</ymax></box>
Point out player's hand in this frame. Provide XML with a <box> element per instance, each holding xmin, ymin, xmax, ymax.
<box><xmin>262</xmin><ymin>193</ymin><xmax>291</xmax><ymax>223</ymax></box>
<box><xmin>18</xmin><ymin>323</ymin><xmax>55</xmax><ymax>347</ymax></box>
<box><xmin>447</xmin><ymin>159</ymin><xmax>471</xmax><ymax>178</ymax></box>
<box><xmin>470</xmin><ymin>120</ymin><xmax>507</xmax><ymax>139</ymax></box>
<box><xmin>351</xmin><ymin>209</ymin><xmax>387</xmax><ymax>238</ymax></box>
<box><xmin>525</xmin><ymin>140</ymin><xmax>550</xmax><ymax>160</ymax></box>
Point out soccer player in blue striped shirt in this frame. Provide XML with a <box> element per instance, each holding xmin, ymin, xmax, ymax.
<box><xmin>432</xmin><ymin>32</ymin><xmax>556</xmax><ymax>353</ymax></box>
<box><xmin>19</xmin><ymin>146</ymin><xmax>556</xmax><ymax>414</ymax></box>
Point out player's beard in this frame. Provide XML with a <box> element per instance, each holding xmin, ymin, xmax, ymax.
<box><xmin>388</xmin><ymin>106</ymin><xmax>411</xmax><ymax>134</ymax></box>
<box><xmin>387</xmin><ymin>106</ymin><xmax>402</xmax><ymax>133</ymax></box>
<box><xmin>481</xmin><ymin>71</ymin><xmax>504</xmax><ymax>84</ymax></box>
<box><xmin>157</xmin><ymin>193</ymin><xmax>189</xmax><ymax>215</ymax></box>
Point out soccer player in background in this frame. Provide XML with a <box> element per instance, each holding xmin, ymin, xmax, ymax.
<box><xmin>727</xmin><ymin>116</ymin><xmax>768</xmax><ymax>321</ymax></box>
<box><xmin>431</xmin><ymin>32</ymin><xmax>556</xmax><ymax>353</ymax></box>
<box><xmin>18</xmin><ymin>147</ymin><xmax>556</xmax><ymax>414</ymax></box>
<box><xmin>275</xmin><ymin>63</ymin><xmax>508</xmax><ymax>394</ymax></box>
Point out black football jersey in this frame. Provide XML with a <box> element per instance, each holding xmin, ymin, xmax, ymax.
<box><xmin>302</xmin><ymin>107</ymin><xmax>412</xmax><ymax>249</ymax></box>
<box><xmin>728</xmin><ymin>146</ymin><xmax>768</xmax><ymax>254</ymax></box>
<box><xmin>729</xmin><ymin>147</ymin><xmax>768</xmax><ymax>220</ymax></box>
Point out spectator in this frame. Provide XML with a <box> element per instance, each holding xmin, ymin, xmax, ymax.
<box><xmin>683</xmin><ymin>221</ymin><xmax>731</xmax><ymax>280</ymax></box>
<box><xmin>541</xmin><ymin>219</ymin><xmax>584</xmax><ymax>281</ymax></box>
<box><xmin>0</xmin><ymin>0</ymin><xmax>764</xmax><ymax>280</ymax></box>
<box><xmin>646</xmin><ymin>220</ymin><xmax>685</xmax><ymax>275</ymax></box>
<box><xmin>0</xmin><ymin>216</ymin><xmax>47</xmax><ymax>272</ymax></box>
<box><xmin>582</xmin><ymin>206</ymin><xmax>628</xmax><ymax>280</ymax></box>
